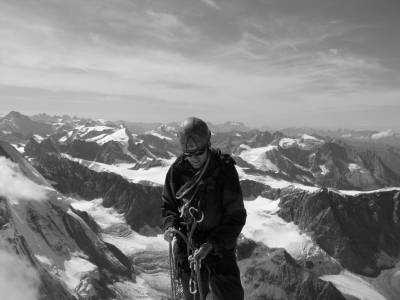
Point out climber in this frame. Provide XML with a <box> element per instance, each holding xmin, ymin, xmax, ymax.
<box><xmin>161</xmin><ymin>117</ymin><xmax>247</xmax><ymax>300</ymax></box>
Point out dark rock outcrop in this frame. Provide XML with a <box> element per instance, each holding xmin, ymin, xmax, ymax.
<box><xmin>62</xmin><ymin>210</ymin><xmax>132</xmax><ymax>277</ymax></box>
<box><xmin>0</xmin><ymin>111</ymin><xmax>54</xmax><ymax>136</ymax></box>
<box><xmin>247</xmin><ymin>131</ymin><xmax>285</xmax><ymax>148</ymax></box>
<box><xmin>242</xmin><ymin>246</ymin><xmax>346</xmax><ymax>300</ymax></box>
<box><xmin>277</xmin><ymin>187</ymin><xmax>400</xmax><ymax>276</ymax></box>
<box><xmin>35</xmin><ymin>150</ymin><xmax>164</xmax><ymax>231</ymax></box>
<box><xmin>0</xmin><ymin>140</ymin><xmax>53</xmax><ymax>187</ymax></box>
<box><xmin>24</xmin><ymin>137</ymin><xmax>61</xmax><ymax>166</ymax></box>
<box><xmin>137</xmin><ymin>133</ymin><xmax>180</xmax><ymax>157</ymax></box>
<box><xmin>341</xmin><ymin>139</ymin><xmax>400</xmax><ymax>176</ymax></box>
<box><xmin>95</xmin><ymin>140</ymin><xmax>136</xmax><ymax>164</ymax></box>
<box><xmin>310</xmin><ymin>141</ymin><xmax>400</xmax><ymax>190</ymax></box>
<box><xmin>240</xmin><ymin>179</ymin><xmax>400</xmax><ymax>277</ymax></box>
<box><xmin>61</xmin><ymin>139</ymin><xmax>101</xmax><ymax>161</ymax></box>
<box><xmin>1</xmin><ymin>141</ymin><xmax>134</xmax><ymax>299</ymax></box>
<box><xmin>1</xmin><ymin>197</ymin><xmax>77</xmax><ymax>300</ymax></box>
<box><xmin>70</xmin><ymin>206</ymin><xmax>102</xmax><ymax>235</ymax></box>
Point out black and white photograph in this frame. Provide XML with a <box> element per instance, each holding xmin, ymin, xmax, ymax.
<box><xmin>1</xmin><ymin>0</ymin><xmax>399</xmax><ymax>299</ymax></box>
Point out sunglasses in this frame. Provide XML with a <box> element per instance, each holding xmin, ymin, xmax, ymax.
<box><xmin>183</xmin><ymin>147</ymin><xmax>207</xmax><ymax>158</ymax></box>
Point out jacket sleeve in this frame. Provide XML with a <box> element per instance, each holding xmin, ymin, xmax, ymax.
<box><xmin>160</xmin><ymin>167</ymin><xmax>181</xmax><ymax>231</ymax></box>
<box><xmin>207</xmin><ymin>163</ymin><xmax>247</xmax><ymax>251</ymax></box>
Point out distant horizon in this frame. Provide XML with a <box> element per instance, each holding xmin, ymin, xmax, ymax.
<box><xmin>1</xmin><ymin>109</ymin><xmax>399</xmax><ymax>133</ymax></box>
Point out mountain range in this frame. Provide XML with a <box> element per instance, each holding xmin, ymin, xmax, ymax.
<box><xmin>1</xmin><ymin>110</ymin><xmax>400</xmax><ymax>300</ymax></box>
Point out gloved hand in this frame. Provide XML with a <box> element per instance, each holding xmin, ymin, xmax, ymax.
<box><xmin>163</xmin><ymin>226</ymin><xmax>175</xmax><ymax>243</ymax></box>
<box><xmin>193</xmin><ymin>243</ymin><xmax>213</xmax><ymax>261</ymax></box>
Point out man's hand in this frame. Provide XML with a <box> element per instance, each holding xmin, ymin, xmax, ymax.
<box><xmin>193</xmin><ymin>243</ymin><xmax>213</xmax><ymax>261</ymax></box>
<box><xmin>163</xmin><ymin>227</ymin><xmax>175</xmax><ymax>243</ymax></box>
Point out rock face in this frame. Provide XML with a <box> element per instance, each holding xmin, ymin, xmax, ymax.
<box><xmin>0</xmin><ymin>111</ymin><xmax>54</xmax><ymax>135</ymax></box>
<box><xmin>277</xmin><ymin>188</ymin><xmax>400</xmax><ymax>276</ymax></box>
<box><xmin>137</xmin><ymin>133</ymin><xmax>179</xmax><ymax>157</ymax></box>
<box><xmin>61</xmin><ymin>139</ymin><xmax>101</xmax><ymax>161</ymax></box>
<box><xmin>241</xmin><ymin>179</ymin><xmax>400</xmax><ymax>277</ymax></box>
<box><xmin>24</xmin><ymin>132</ymin><xmax>176</xmax><ymax>169</ymax></box>
<box><xmin>1</xmin><ymin>196</ymin><xmax>77</xmax><ymax>300</ymax></box>
<box><xmin>230</xmin><ymin>134</ymin><xmax>400</xmax><ymax>191</ymax></box>
<box><xmin>0</xmin><ymin>142</ymin><xmax>134</xmax><ymax>299</ymax></box>
<box><xmin>32</xmin><ymin>147</ymin><xmax>164</xmax><ymax>231</ymax></box>
<box><xmin>344</xmin><ymin>140</ymin><xmax>400</xmax><ymax>176</ymax></box>
<box><xmin>96</xmin><ymin>140</ymin><xmax>136</xmax><ymax>164</ymax></box>
<box><xmin>242</xmin><ymin>245</ymin><xmax>346</xmax><ymax>300</ymax></box>
<box><xmin>280</xmin><ymin>126</ymin><xmax>400</xmax><ymax>148</ymax></box>
<box><xmin>0</xmin><ymin>140</ymin><xmax>53</xmax><ymax>187</ymax></box>
<box><xmin>310</xmin><ymin>141</ymin><xmax>400</xmax><ymax>190</ymax></box>
<box><xmin>247</xmin><ymin>131</ymin><xmax>285</xmax><ymax>148</ymax></box>
<box><xmin>62</xmin><ymin>208</ymin><xmax>132</xmax><ymax>277</ymax></box>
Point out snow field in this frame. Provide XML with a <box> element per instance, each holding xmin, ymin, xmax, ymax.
<box><xmin>62</xmin><ymin>154</ymin><xmax>174</xmax><ymax>185</ymax></box>
<box><xmin>68</xmin><ymin>197</ymin><xmax>170</xmax><ymax>299</ymax></box>
<box><xmin>63</xmin><ymin>256</ymin><xmax>97</xmax><ymax>291</ymax></box>
<box><xmin>279</xmin><ymin>135</ymin><xmax>324</xmax><ymax>150</ymax></box>
<box><xmin>242</xmin><ymin>196</ymin><xmax>307</xmax><ymax>249</ymax></box>
<box><xmin>68</xmin><ymin>198</ymin><xmax>167</xmax><ymax>255</ymax></box>
<box><xmin>236</xmin><ymin>165</ymin><xmax>318</xmax><ymax>191</ymax></box>
<box><xmin>239</xmin><ymin>144</ymin><xmax>279</xmax><ymax>171</ymax></box>
<box><xmin>321</xmin><ymin>271</ymin><xmax>386</xmax><ymax>300</ymax></box>
<box><xmin>11</xmin><ymin>143</ymin><xmax>25</xmax><ymax>154</ymax></box>
<box><xmin>145</xmin><ymin>130</ymin><xmax>172</xmax><ymax>140</ymax></box>
<box><xmin>243</xmin><ymin>196</ymin><xmax>389</xmax><ymax>300</ymax></box>
<box><xmin>95</xmin><ymin>128</ymin><xmax>130</xmax><ymax>146</ymax></box>
<box><xmin>319</xmin><ymin>164</ymin><xmax>329</xmax><ymax>175</ymax></box>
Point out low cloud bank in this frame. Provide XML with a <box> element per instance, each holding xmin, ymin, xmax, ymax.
<box><xmin>0</xmin><ymin>248</ymin><xmax>40</xmax><ymax>300</ymax></box>
<box><xmin>0</xmin><ymin>157</ymin><xmax>48</xmax><ymax>203</ymax></box>
<box><xmin>371</xmin><ymin>130</ymin><xmax>393</xmax><ymax>139</ymax></box>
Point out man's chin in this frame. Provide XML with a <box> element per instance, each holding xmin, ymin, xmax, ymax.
<box><xmin>189</xmin><ymin>161</ymin><xmax>203</xmax><ymax>169</ymax></box>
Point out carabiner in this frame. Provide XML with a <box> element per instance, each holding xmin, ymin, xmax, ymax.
<box><xmin>189</xmin><ymin>278</ymin><xmax>197</xmax><ymax>294</ymax></box>
<box><xmin>179</xmin><ymin>201</ymin><xmax>190</xmax><ymax>219</ymax></box>
<box><xmin>189</xmin><ymin>207</ymin><xmax>204</xmax><ymax>223</ymax></box>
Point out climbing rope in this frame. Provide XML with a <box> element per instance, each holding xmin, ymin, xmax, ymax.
<box><xmin>168</xmin><ymin>228</ymin><xmax>206</xmax><ymax>300</ymax></box>
<box><xmin>169</xmin><ymin>242</ymin><xmax>177</xmax><ymax>300</ymax></box>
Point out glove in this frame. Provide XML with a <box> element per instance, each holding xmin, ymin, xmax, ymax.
<box><xmin>163</xmin><ymin>226</ymin><xmax>175</xmax><ymax>243</ymax></box>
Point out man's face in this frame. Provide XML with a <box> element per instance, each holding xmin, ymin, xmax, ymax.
<box><xmin>186</xmin><ymin>147</ymin><xmax>208</xmax><ymax>169</ymax></box>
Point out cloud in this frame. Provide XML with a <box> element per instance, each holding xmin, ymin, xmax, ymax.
<box><xmin>329</xmin><ymin>49</ymin><xmax>338</xmax><ymax>55</ymax></box>
<box><xmin>200</xmin><ymin>0</ymin><xmax>220</xmax><ymax>9</ymax></box>
<box><xmin>0</xmin><ymin>248</ymin><xmax>40</xmax><ymax>300</ymax></box>
<box><xmin>0</xmin><ymin>0</ymin><xmax>399</xmax><ymax>128</ymax></box>
<box><xmin>0</xmin><ymin>157</ymin><xmax>48</xmax><ymax>203</ymax></box>
<box><xmin>372</xmin><ymin>130</ymin><xmax>393</xmax><ymax>139</ymax></box>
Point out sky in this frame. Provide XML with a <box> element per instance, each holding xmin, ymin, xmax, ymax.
<box><xmin>0</xmin><ymin>0</ymin><xmax>399</xmax><ymax>131</ymax></box>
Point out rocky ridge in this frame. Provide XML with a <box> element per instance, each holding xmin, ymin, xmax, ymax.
<box><xmin>0</xmin><ymin>111</ymin><xmax>54</xmax><ymax>136</ymax></box>
<box><xmin>29</xmin><ymin>145</ymin><xmax>164</xmax><ymax>232</ymax></box>
<box><xmin>0</xmin><ymin>142</ymin><xmax>135</xmax><ymax>299</ymax></box>
<box><xmin>239</xmin><ymin>180</ymin><xmax>400</xmax><ymax>277</ymax></box>
<box><xmin>241</xmin><ymin>246</ymin><xmax>346</xmax><ymax>300</ymax></box>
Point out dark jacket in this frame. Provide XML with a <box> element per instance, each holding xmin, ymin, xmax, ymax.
<box><xmin>161</xmin><ymin>149</ymin><xmax>247</xmax><ymax>252</ymax></box>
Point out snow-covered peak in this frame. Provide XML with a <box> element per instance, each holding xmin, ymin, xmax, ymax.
<box><xmin>226</xmin><ymin>121</ymin><xmax>243</xmax><ymax>126</ymax></box>
<box><xmin>279</xmin><ymin>134</ymin><xmax>325</xmax><ymax>150</ymax></box>
<box><xmin>239</xmin><ymin>144</ymin><xmax>279</xmax><ymax>172</ymax></box>
<box><xmin>91</xmin><ymin>128</ymin><xmax>130</xmax><ymax>146</ymax></box>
